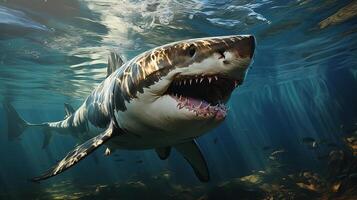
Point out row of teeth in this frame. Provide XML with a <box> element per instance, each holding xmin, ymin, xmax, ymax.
<box><xmin>176</xmin><ymin>97</ymin><xmax>226</xmax><ymax>112</ymax></box>
<box><xmin>173</xmin><ymin>76</ymin><xmax>239</xmax><ymax>87</ymax></box>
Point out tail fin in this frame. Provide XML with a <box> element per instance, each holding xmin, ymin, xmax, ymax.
<box><xmin>3</xmin><ymin>101</ymin><xmax>52</xmax><ymax>148</ymax></box>
<box><xmin>3</xmin><ymin>101</ymin><xmax>29</xmax><ymax>140</ymax></box>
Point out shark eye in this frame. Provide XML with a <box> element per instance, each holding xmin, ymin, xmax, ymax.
<box><xmin>188</xmin><ymin>45</ymin><xmax>196</xmax><ymax>57</ymax></box>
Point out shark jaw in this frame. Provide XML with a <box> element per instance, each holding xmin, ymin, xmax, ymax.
<box><xmin>165</xmin><ymin>74</ymin><xmax>241</xmax><ymax>120</ymax></box>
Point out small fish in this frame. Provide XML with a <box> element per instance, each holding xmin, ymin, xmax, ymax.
<box><xmin>345</xmin><ymin>136</ymin><xmax>356</xmax><ymax>143</ymax></box>
<box><xmin>104</xmin><ymin>148</ymin><xmax>111</xmax><ymax>156</ymax></box>
<box><xmin>301</xmin><ymin>137</ymin><xmax>319</xmax><ymax>149</ymax></box>
<box><xmin>271</xmin><ymin>149</ymin><xmax>285</xmax><ymax>156</ymax></box>
<box><xmin>213</xmin><ymin>137</ymin><xmax>218</xmax><ymax>144</ymax></box>
<box><xmin>135</xmin><ymin>160</ymin><xmax>143</xmax><ymax>164</ymax></box>
<box><xmin>311</xmin><ymin>141</ymin><xmax>318</xmax><ymax>149</ymax></box>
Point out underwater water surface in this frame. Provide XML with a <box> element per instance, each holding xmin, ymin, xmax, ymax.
<box><xmin>0</xmin><ymin>0</ymin><xmax>356</xmax><ymax>199</ymax></box>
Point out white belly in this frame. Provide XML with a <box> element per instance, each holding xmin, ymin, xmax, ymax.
<box><xmin>86</xmin><ymin>118</ymin><xmax>188</xmax><ymax>150</ymax></box>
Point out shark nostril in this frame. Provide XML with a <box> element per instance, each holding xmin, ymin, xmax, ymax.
<box><xmin>223</xmin><ymin>60</ymin><xmax>230</xmax><ymax>65</ymax></box>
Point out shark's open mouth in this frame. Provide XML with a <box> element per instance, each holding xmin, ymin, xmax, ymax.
<box><xmin>165</xmin><ymin>74</ymin><xmax>241</xmax><ymax>119</ymax></box>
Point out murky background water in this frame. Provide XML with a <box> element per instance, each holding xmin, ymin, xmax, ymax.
<box><xmin>0</xmin><ymin>0</ymin><xmax>356</xmax><ymax>199</ymax></box>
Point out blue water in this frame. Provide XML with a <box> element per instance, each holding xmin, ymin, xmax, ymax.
<box><xmin>0</xmin><ymin>0</ymin><xmax>356</xmax><ymax>199</ymax></box>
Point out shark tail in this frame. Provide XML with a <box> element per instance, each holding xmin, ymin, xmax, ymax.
<box><xmin>3</xmin><ymin>101</ymin><xmax>30</xmax><ymax>140</ymax></box>
<box><xmin>3</xmin><ymin>101</ymin><xmax>48</xmax><ymax>142</ymax></box>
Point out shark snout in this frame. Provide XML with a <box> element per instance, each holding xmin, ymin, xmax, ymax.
<box><xmin>213</xmin><ymin>35</ymin><xmax>255</xmax><ymax>82</ymax></box>
<box><xmin>214</xmin><ymin>35</ymin><xmax>255</xmax><ymax>70</ymax></box>
<box><xmin>232</xmin><ymin>35</ymin><xmax>255</xmax><ymax>59</ymax></box>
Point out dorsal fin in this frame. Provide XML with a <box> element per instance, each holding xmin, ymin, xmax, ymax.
<box><xmin>64</xmin><ymin>103</ymin><xmax>75</xmax><ymax>119</ymax></box>
<box><xmin>107</xmin><ymin>51</ymin><xmax>124</xmax><ymax>77</ymax></box>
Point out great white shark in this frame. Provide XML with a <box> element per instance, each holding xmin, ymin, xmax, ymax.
<box><xmin>3</xmin><ymin>35</ymin><xmax>255</xmax><ymax>182</ymax></box>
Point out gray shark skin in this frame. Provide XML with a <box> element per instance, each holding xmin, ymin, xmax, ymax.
<box><xmin>3</xmin><ymin>35</ymin><xmax>255</xmax><ymax>182</ymax></box>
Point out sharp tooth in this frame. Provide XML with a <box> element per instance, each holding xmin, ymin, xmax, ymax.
<box><xmin>200</xmin><ymin>78</ymin><xmax>204</xmax><ymax>83</ymax></box>
<box><xmin>195</xmin><ymin>78</ymin><xmax>199</xmax><ymax>83</ymax></box>
<box><xmin>208</xmin><ymin>77</ymin><xmax>212</xmax><ymax>83</ymax></box>
<box><xmin>179</xmin><ymin>81</ymin><xmax>181</xmax><ymax>86</ymax></box>
<box><xmin>179</xmin><ymin>95</ymin><xmax>182</xmax><ymax>100</ymax></box>
<box><xmin>198</xmin><ymin>102</ymin><xmax>202</xmax><ymax>108</ymax></box>
<box><xmin>183</xmin><ymin>80</ymin><xmax>186</xmax><ymax>85</ymax></box>
<box><xmin>214</xmin><ymin>76</ymin><xmax>218</xmax><ymax>80</ymax></box>
<box><xmin>189</xmin><ymin>79</ymin><xmax>192</xmax><ymax>85</ymax></box>
<box><xmin>234</xmin><ymin>81</ymin><xmax>238</xmax><ymax>87</ymax></box>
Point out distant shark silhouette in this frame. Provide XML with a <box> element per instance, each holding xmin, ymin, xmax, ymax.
<box><xmin>3</xmin><ymin>35</ymin><xmax>255</xmax><ymax>182</ymax></box>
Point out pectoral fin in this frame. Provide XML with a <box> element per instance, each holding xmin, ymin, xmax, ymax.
<box><xmin>31</xmin><ymin>120</ymin><xmax>119</xmax><ymax>182</ymax></box>
<box><xmin>174</xmin><ymin>140</ymin><xmax>209</xmax><ymax>182</ymax></box>
<box><xmin>155</xmin><ymin>147</ymin><xmax>171</xmax><ymax>160</ymax></box>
